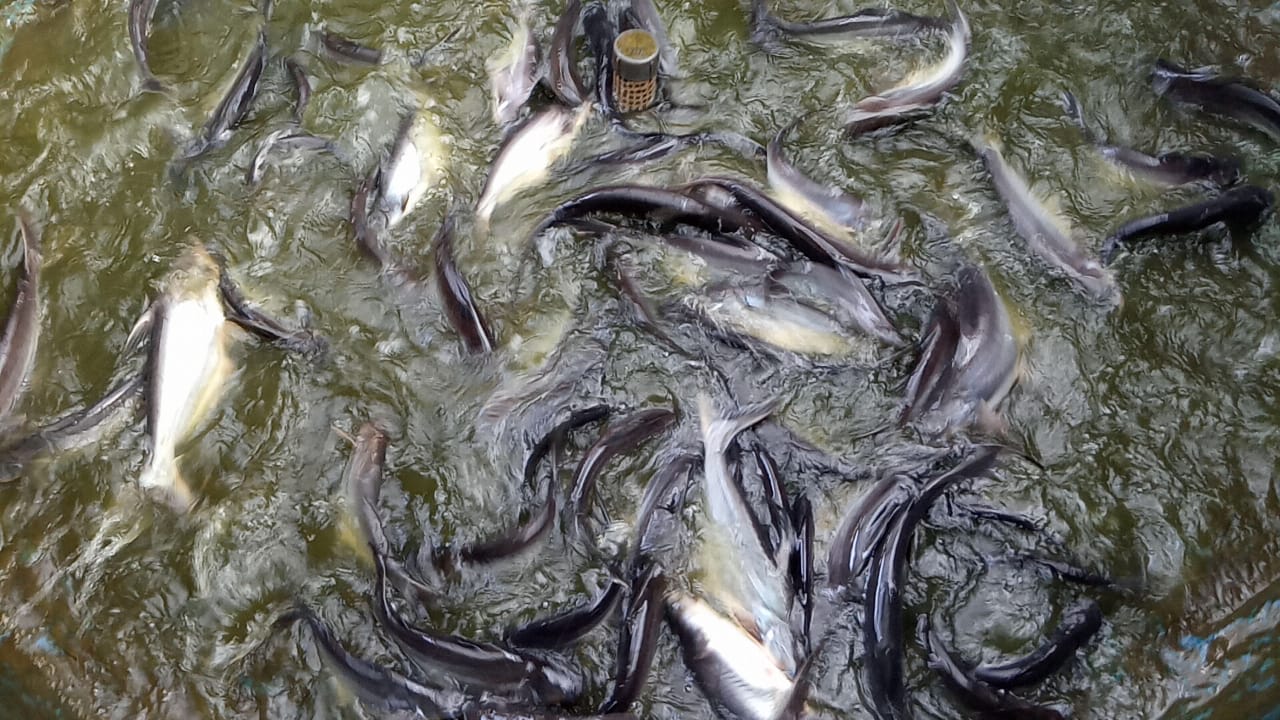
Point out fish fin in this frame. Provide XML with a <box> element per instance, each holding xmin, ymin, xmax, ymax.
<box><xmin>15</xmin><ymin>208</ymin><xmax>41</xmax><ymax>273</ymax></box>
<box><xmin>124</xmin><ymin>305</ymin><xmax>155</xmax><ymax>356</ymax></box>
<box><xmin>140</xmin><ymin>76</ymin><xmax>166</xmax><ymax>94</ymax></box>
<box><xmin>697</xmin><ymin>395</ymin><xmax>777</xmax><ymax>456</ymax></box>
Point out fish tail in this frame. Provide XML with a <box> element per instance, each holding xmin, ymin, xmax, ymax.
<box><xmin>945</xmin><ymin>0</ymin><xmax>969</xmax><ymax>39</ymax></box>
<box><xmin>697</xmin><ymin>394</ymin><xmax>776</xmax><ymax>457</ymax></box>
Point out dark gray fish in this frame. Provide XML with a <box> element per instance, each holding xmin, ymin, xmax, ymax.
<box><xmin>453</xmin><ymin>405</ymin><xmax>610</xmax><ymax>566</ymax></box>
<box><xmin>341</xmin><ymin>422</ymin><xmax>436</xmax><ymax>605</ymax></box>
<box><xmin>974</xmin><ymin>135</ymin><xmax>1119</xmax><ymax>303</ymax></box>
<box><xmin>826</xmin><ymin>472</ymin><xmax>915</xmax><ymax>592</ymax></box>
<box><xmin>274</xmin><ymin>604</ymin><xmax>475</xmax><ymax>718</ymax></box>
<box><xmin>787</xmin><ymin>494</ymin><xmax>814</xmax><ymax>651</ymax></box>
<box><xmin>862</xmin><ymin>447</ymin><xmax>1000</xmax><ymax>720</ymax></box>
<box><xmin>433</xmin><ymin>215</ymin><xmax>497</xmax><ymax>355</ymax></box>
<box><xmin>1101</xmin><ymin>184</ymin><xmax>1274</xmax><ymax>264</ymax></box>
<box><xmin>218</xmin><ymin>268</ymin><xmax>327</xmax><ymax>355</ymax></box>
<box><xmin>753</xmin><ymin>445</ymin><xmax>791</xmax><ymax>563</ymax></box>
<box><xmin>684</xmin><ymin>177</ymin><xmax>911</xmax><ymax>283</ymax></box>
<box><xmin>370</xmin><ymin>550</ymin><xmax>584</xmax><ymax>706</ymax></box>
<box><xmin>844</xmin><ymin>0</ymin><xmax>969</xmax><ymax>135</ymax></box>
<box><xmin>583</xmin><ymin>2</ymin><xmax>617</xmax><ymax>116</ymax></box>
<box><xmin>321</xmin><ymin>30</ymin><xmax>384</xmax><ymax>65</ymax></box>
<box><xmin>534</xmin><ymin>185</ymin><xmax>751</xmax><ymax>249</ymax></box>
<box><xmin>751</xmin><ymin>0</ymin><xmax>945</xmax><ymax>44</ymax></box>
<box><xmin>506</xmin><ymin>577</ymin><xmax>623</xmax><ymax>649</ymax></box>
<box><xmin>245</xmin><ymin>128</ymin><xmax>343</xmax><ymax>187</ymax></box>
<box><xmin>1061</xmin><ymin>91</ymin><xmax>1241</xmax><ymax>188</ymax></box>
<box><xmin>768</xmin><ymin>114</ymin><xmax>867</xmax><ymax>237</ymax></box>
<box><xmin>0</xmin><ymin>375</ymin><xmax>143</xmax><ymax>483</ymax></box>
<box><xmin>629</xmin><ymin>452</ymin><xmax>697</xmax><ymax>566</ymax></box>
<box><xmin>128</xmin><ymin>0</ymin><xmax>164</xmax><ymax>92</ymax></box>
<box><xmin>1152</xmin><ymin>59</ymin><xmax>1280</xmax><ymax>142</ymax></box>
<box><xmin>549</xmin><ymin>0</ymin><xmax>589</xmax><ymax>106</ymax></box>
<box><xmin>973</xmin><ymin>599</ymin><xmax>1103</xmax><ymax>689</ymax></box>
<box><xmin>917</xmin><ymin>615</ymin><xmax>1067</xmax><ymax>720</ymax></box>
<box><xmin>900</xmin><ymin>265</ymin><xmax>1018</xmax><ymax>437</ymax></box>
<box><xmin>180</xmin><ymin>31</ymin><xmax>268</xmax><ymax>162</ymax></box>
<box><xmin>0</xmin><ymin>210</ymin><xmax>42</xmax><ymax>422</ymax></box>
<box><xmin>567</xmin><ymin>407</ymin><xmax>677</xmax><ymax>527</ymax></box>
<box><xmin>285</xmin><ymin>57</ymin><xmax>311</xmax><ymax>124</ymax></box>
<box><xmin>599</xmin><ymin>564</ymin><xmax>666</xmax><ymax>714</ymax></box>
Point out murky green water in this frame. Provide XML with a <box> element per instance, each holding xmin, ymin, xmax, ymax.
<box><xmin>1</xmin><ymin>0</ymin><xmax>1279</xmax><ymax>717</ymax></box>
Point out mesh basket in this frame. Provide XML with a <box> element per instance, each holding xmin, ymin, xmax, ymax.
<box><xmin>612</xmin><ymin>29</ymin><xmax>659</xmax><ymax>113</ymax></box>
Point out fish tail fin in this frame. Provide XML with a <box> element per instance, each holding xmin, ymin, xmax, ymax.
<box><xmin>139</xmin><ymin>456</ymin><xmax>195</xmax><ymax>512</ymax></box>
<box><xmin>945</xmin><ymin>0</ymin><xmax>969</xmax><ymax>39</ymax></box>
<box><xmin>697</xmin><ymin>394</ymin><xmax>776</xmax><ymax>457</ymax></box>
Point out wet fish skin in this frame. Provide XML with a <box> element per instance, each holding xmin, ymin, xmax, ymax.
<box><xmin>535</xmin><ymin>185</ymin><xmax>750</xmax><ymax>244</ymax></box>
<box><xmin>582</xmin><ymin>2</ymin><xmax>617</xmax><ymax>116</ymax></box>
<box><xmin>599</xmin><ymin>564</ymin><xmax>666</xmax><ymax>714</ymax></box>
<box><xmin>285</xmin><ymin>57</ymin><xmax>311</xmax><ymax>124</ymax></box>
<box><xmin>454</xmin><ymin>405</ymin><xmax>610</xmax><ymax>566</ymax></box>
<box><xmin>901</xmin><ymin>265</ymin><xmax>1018</xmax><ymax>436</ymax></box>
<box><xmin>1101</xmin><ymin>184</ymin><xmax>1274</xmax><ymax>264</ymax></box>
<box><xmin>787</xmin><ymin>494</ymin><xmax>813</xmax><ymax>650</ymax></box>
<box><xmin>917</xmin><ymin>615</ymin><xmax>1067</xmax><ymax>720</ymax></box>
<box><xmin>665</xmin><ymin>592</ymin><xmax>802</xmax><ymax>720</ymax></box>
<box><xmin>376</xmin><ymin>111</ymin><xmax>448</xmax><ymax>230</ymax></box>
<box><xmin>627</xmin><ymin>0</ymin><xmax>677</xmax><ymax>76</ymax></box>
<box><xmin>770</xmin><ymin>262</ymin><xmax>904</xmax><ymax>347</ymax></box>
<box><xmin>826</xmin><ymin>473</ymin><xmax>914</xmax><ymax>592</ymax></box>
<box><xmin>752</xmin><ymin>444</ymin><xmax>791</xmax><ymax>564</ymax></box>
<box><xmin>434</xmin><ymin>215</ymin><xmax>497</xmax><ymax>355</ymax></box>
<box><xmin>1152</xmin><ymin>59</ymin><xmax>1280</xmax><ymax>142</ymax></box>
<box><xmin>245</xmin><ymin>129</ymin><xmax>342</xmax><ymax>187</ymax></box>
<box><xmin>549</xmin><ymin>0</ymin><xmax>588</xmax><ymax>106</ymax></box>
<box><xmin>128</xmin><ymin>0</ymin><xmax>164</xmax><ymax>92</ymax></box>
<box><xmin>685</xmin><ymin>177</ymin><xmax>911</xmax><ymax>284</ymax></box>
<box><xmin>1061</xmin><ymin>91</ymin><xmax>1241</xmax><ymax>188</ymax></box>
<box><xmin>218</xmin><ymin>265</ymin><xmax>328</xmax><ymax>356</ymax></box>
<box><xmin>587</xmin><ymin>128</ymin><xmax>766</xmax><ymax>165</ymax></box>
<box><xmin>844</xmin><ymin>0</ymin><xmax>969</xmax><ymax>135</ymax></box>
<box><xmin>689</xmin><ymin>283</ymin><xmax>862</xmax><ymax>358</ymax></box>
<box><xmin>477</xmin><ymin>104</ymin><xmax>591</xmax><ymax>228</ymax></box>
<box><xmin>180</xmin><ymin>31</ymin><xmax>268</xmax><ymax>162</ymax></box>
<box><xmin>567</xmin><ymin>406</ymin><xmax>677</xmax><ymax>527</ymax></box>
<box><xmin>768</xmin><ymin>114</ymin><xmax>867</xmax><ymax>238</ymax></box>
<box><xmin>506</xmin><ymin>577</ymin><xmax>623</xmax><ymax>649</ymax></box>
<box><xmin>489</xmin><ymin>12</ymin><xmax>541</xmax><ymax>126</ymax></box>
<box><xmin>137</xmin><ymin>246</ymin><xmax>233</xmax><ymax>510</ymax></box>
<box><xmin>696</xmin><ymin>396</ymin><xmax>799</xmax><ymax>676</ymax></box>
<box><xmin>275</xmin><ymin>604</ymin><xmax>475</xmax><ymax>717</ymax></box>
<box><xmin>974</xmin><ymin>136</ymin><xmax>1119</xmax><ymax>303</ymax></box>
<box><xmin>370</xmin><ymin>550</ymin><xmax>584</xmax><ymax>706</ymax></box>
<box><xmin>973</xmin><ymin>599</ymin><xmax>1103</xmax><ymax>689</ymax></box>
<box><xmin>321</xmin><ymin>31</ymin><xmax>383</xmax><ymax>65</ymax></box>
<box><xmin>862</xmin><ymin>447</ymin><xmax>1001</xmax><ymax>720</ymax></box>
<box><xmin>0</xmin><ymin>210</ymin><xmax>42</xmax><ymax>422</ymax></box>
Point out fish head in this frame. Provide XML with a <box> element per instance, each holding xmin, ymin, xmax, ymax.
<box><xmin>163</xmin><ymin>244</ymin><xmax>223</xmax><ymax>300</ymax></box>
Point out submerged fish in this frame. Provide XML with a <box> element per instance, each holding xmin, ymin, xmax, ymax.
<box><xmin>1101</xmin><ymin>184</ymin><xmax>1274</xmax><ymax>264</ymax></box>
<box><xmin>374</xmin><ymin>111</ymin><xmax>448</xmax><ymax>230</ymax></box>
<box><xmin>476</xmin><ymin>104</ymin><xmax>592</xmax><ymax>228</ymax></box>
<box><xmin>1152</xmin><ymin>59</ymin><xmax>1280</xmax><ymax>143</ymax></box>
<box><xmin>245</xmin><ymin>128</ymin><xmax>342</xmax><ymax>186</ymax></box>
<box><xmin>974</xmin><ymin>135</ymin><xmax>1119</xmax><ymax>303</ymax></box>
<box><xmin>0</xmin><ymin>210</ymin><xmax>42</xmax><ymax>423</ymax></box>
<box><xmin>549</xmin><ymin>0</ymin><xmax>588</xmax><ymax>106</ymax></box>
<box><xmin>180</xmin><ymin>31</ymin><xmax>268</xmax><ymax>162</ymax></box>
<box><xmin>128</xmin><ymin>0</ymin><xmax>164</xmax><ymax>92</ymax></box>
<box><xmin>845</xmin><ymin>0</ymin><xmax>970</xmax><ymax>135</ymax></box>
<box><xmin>972</xmin><ymin>598</ymin><xmax>1103</xmax><ymax>689</ymax></box>
<box><xmin>751</xmin><ymin>0</ymin><xmax>944</xmax><ymax>46</ymax></box>
<box><xmin>284</xmin><ymin>57</ymin><xmax>311</xmax><ymax>124</ymax></box>
<box><xmin>1061</xmin><ymin>91</ymin><xmax>1241</xmax><ymax>188</ymax></box>
<box><xmin>133</xmin><ymin>246</ymin><xmax>234</xmax><ymax>510</ymax></box>
<box><xmin>767</xmin><ymin>114</ymin><xmax>867</xmax><ymax>238</ymax></box>
<box><xmin>687</xmin><ymin>282</ymin><xmax>869</xmax><ymax>358</ymax></box>
<box><xmin>433</xmin><ymin>215</ymin><xmax>497</xmax><ymax>354</ymax></box>
<box><xmin>901</xmin><ymin>265</ymin><xmax>1019</xmax><ymax>437</ymax></box>
<box><xmin>321</xmin><ymin>30</ymin><xmax>384</xmax><ymax>65</ymax></box>
<box><xmin>489</xmin><ymin>10</ymin><xmax>541</xmax><ymax>126</ymax></box>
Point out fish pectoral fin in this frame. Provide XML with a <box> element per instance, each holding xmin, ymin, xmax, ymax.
<box><xmin>124</xmin><ymin>305</ymin><xmax>155</xmax><ymax>356</ymax></box>
<box><xmin>219</xmin><ymin>276</ymin><xmax>326</xmax><ymax>356</ymax></box>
